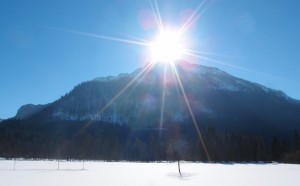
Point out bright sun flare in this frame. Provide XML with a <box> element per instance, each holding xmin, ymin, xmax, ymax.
<box><xmin>150</xmin><ymin>30</ymin><xmax>185</xmax><ymax>64</ymax></box>
<box><xmin>55</xmin><ymin>0</ymin><xmax>212</xmax><ymax>161</ymax></box>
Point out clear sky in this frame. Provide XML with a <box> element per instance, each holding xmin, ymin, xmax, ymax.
<box><xmin>1</xmin><ymin>0</ymin><xmax>300</xmax><ymax>119</ymax></box>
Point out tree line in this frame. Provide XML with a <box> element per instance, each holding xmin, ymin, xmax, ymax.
<box><xmin>0</xmin><ymin>119</ymin><xmax>299</xmax><ymax>163</ymax></box>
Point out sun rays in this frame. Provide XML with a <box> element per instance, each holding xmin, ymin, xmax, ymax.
<box><xmin>150</xmin><ymin>0</ymin><xmax>164</xmax><ymax>32</ymax></box>
<box><xmin>170</xmin><ymin>63</ymin><xmax>211</xmax><ymax>161</ymax></box>
<box><xmin>54</xmin><ymin>0</ymin><xmax>236</xmax><ymax>161</ymax></box>
<box><xmin>178</xmin><ymin>0</ymin><xmax>210</xmax><ymax>35</ymax></box>
<box><xmin>159</xmin><ymin>64</ymin><xmax>167</xmax><ymax>137</ymax></box>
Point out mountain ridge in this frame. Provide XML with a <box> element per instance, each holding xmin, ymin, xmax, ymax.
<box><xmin>15</xmin><ymin>62</ymin><xmax>297</xmax><ymax>120</ymax></box>
<box><xmin>12</xmin><ymin>62</ymin><xmax>300</xmax><ymax>139</ymax></box>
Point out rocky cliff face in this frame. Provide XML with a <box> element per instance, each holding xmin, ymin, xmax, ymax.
<box><xmin>15</xmin><ymin>104</ymin><xmax>48</xmax><ymax>119</ymax></box>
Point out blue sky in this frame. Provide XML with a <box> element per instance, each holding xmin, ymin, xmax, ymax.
<box><xmin>1</xmin><ymin>0</ymin><xmax>300</xmax><ymax>119</ymax></box>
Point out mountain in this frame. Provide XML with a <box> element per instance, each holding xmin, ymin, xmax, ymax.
<box><xmin>21</xmin><ymin>62</ymin><xmax>300</xmax><ymax>138</ymax></box>
<box><xmin>2</xmin><ymin>62</ymin><xmax>300</xmax><ymax>162</ymax></box>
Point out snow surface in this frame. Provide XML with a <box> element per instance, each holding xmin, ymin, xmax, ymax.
<box><xmin>1</xmin><ymin>160</ymin><xmax>300</xmax><ymax>186</ymax></box>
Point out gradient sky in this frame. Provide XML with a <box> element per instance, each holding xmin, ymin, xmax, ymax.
<box><xmin>1</xmin><ymin>0</ymin><xmax>300</xmax><ymax>119</ymax></box>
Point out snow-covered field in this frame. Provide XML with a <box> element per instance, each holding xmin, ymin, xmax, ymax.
<box><xmin>0</xmin><ymin>160</ymin><xmax>300</xmax><ymax>186</ymax></box>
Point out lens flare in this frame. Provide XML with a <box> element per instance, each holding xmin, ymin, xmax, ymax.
<box><xmin>150</xmin><ymin>30</ymin><xmax>185</xmax><ymax>64</ymax></box>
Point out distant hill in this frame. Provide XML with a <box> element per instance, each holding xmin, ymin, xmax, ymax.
<box><xmin>15</xmin><ymin>104</ymin><xmax>48</xmax><ymax>119</ymax></box>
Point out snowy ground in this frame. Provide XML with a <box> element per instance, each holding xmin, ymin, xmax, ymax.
<box><xmin>0</xmin><ymin>160</ymin><xmax>300</xmax><ymax>186</ymax></box>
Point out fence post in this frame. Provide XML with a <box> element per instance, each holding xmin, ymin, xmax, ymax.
<box><xmin>14</xmin><ymin>159</ymin><xmax>16</xmax><ymax>171</ymax></box>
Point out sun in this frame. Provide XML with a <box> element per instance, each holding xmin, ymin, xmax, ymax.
<box><xmin>150</xmin><ymin>30</ymin><xmax>185</xmax><ymax>64</ymax></box>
